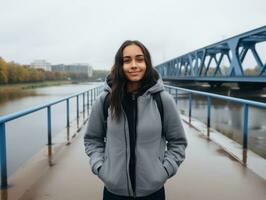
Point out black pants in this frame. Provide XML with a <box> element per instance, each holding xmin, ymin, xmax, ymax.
<box><xmin>103</xmin><ymin>187</ymin><xmax>165</xmax><ymax>200</ymax></box>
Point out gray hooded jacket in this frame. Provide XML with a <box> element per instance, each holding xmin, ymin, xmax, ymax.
<box><xmin>84</xmin><ymin>77</ymin><xmax>187</xmax><ymax>197</ymax></box>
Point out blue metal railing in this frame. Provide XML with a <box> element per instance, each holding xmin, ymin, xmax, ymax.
<box><xmin>0</xmin><ymin>85</ymin><xmax>103</xmax><ymax>188</ymax></box>
<box><xmin>165</xmin><ymin>85</ymin><xmax>266</xmax><ymax>165</ymax></box>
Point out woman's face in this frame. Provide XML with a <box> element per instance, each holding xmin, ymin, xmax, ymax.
<box><xmin>122</xmin><ymin>44</ymin><xmax>147</xmax><ymax>83</ymax></box>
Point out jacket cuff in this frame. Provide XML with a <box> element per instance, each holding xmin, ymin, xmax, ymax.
<box><xmin>92</xmin><ymin>160</ymin><xmax>103</xmax><ymax>175</ymax></box>
<box><xmin>163</xmin><ymin>159</ymin><xmax>175</xmax><ymax>177</ymax></box>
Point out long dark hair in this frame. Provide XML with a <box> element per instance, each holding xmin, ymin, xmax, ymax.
<box><xmin>110</xmin><ymin>40</ymin><xmax>159</xmax><ymax>121</ymax></box>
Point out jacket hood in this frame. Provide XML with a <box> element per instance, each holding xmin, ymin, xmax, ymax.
<box><xmin>103</xmin><ymin>69</ymin><xmax>164</xmax><ymax>96</ymax></box>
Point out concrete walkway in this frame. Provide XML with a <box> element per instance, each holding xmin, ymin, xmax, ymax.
<box><xmin>3</xmin><ymin>120</ymin><xmax>266</xmax><ymax>200</ymax></box>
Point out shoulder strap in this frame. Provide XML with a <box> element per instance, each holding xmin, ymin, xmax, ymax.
<box><xmin>152</xmin><ymin>92</ymin><xmax>165</xmax><ymax>138</ymax></box>
<box><xmin>103</xmin><ymin>92</ymin><xmax>110</xmax><ymax>136</ymax></box>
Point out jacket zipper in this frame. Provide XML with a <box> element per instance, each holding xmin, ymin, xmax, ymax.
<box><xmin>123</xmin><ymin>94</ymin><xmax>138</xmax><ymax>198</ymax></box>
<box><xmin>132</xmin><ymin>94</ymin><xmax>137</xmax><ymax>198</ymax></box>
<box><xmin>122</xmin><ymin>110</ymin><xmax>131</xmax><ymax>197</ymax></box>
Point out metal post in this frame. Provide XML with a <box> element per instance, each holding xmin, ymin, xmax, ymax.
<box><xmin>175</xmin><ymin>89</ymin><xmax>178</xmax><ymax>105</ymax></box>
<box><xmin>83</xmin><ymin>93</ymin><xmax>85</xmax><ymax>121</ymax></box>
<box><xmin>189</xmin><ymin>93</ymin><xmax>192</xmax><ymax>124</ymax></box>
<box><xmin>87</xmin><ymin>91</ymin><xmax>89</xmax><ymax>106</ymax></box>
<box><xmin>92</xmin><ymin>88</ymin><xmax>94</xmax><ymax>102</ymax></box>
<box><xmin>47</xmin><ymin>106</ymin><xmax>52</xmax><ymax>146</ymax></box>
<box><xmin>77</xmin><ymin>95</ymin><xmax>79</xmax><ymax>130</ymax></box>
<box><xmin>66</xmin><ymin>99</ymin><xmax>70</xmax><ymax>128</ymax></box>
<box><xmin>90</xmin><ymin>90</ymin><xmax>93</xmax><ymax>108</ymax></box>
<box><xmin>87</xmin><ymin>91</ymin><xmax>89</xmax><ymax>116</ymax></box>
<box><xmin>93</xmin><ymin>88</ymin><xmax>95</xmax><ymax>101</ymax></box>
<box><xmin>77</xmin><ymin>95</ymin><xmax>79</xmax><ymax>120</ymax></box>
<box><xmin>207</xmin><ymin>96</ymin><xmax>212</xmax><ymax>139</ymax></box>
<box><xmin>66</xmin><ymin>99</ymin><xmax>70</xmax><ymax>144</ymax></box>
<box><xmin>0</xmin><ymin>123</ymin><xmax>8</xmax><ymax>188</ymax></box>
<box><xmin>242</xmin><ymin>104</ymin><xmax>249</xmax><ymax>165</ymax></box>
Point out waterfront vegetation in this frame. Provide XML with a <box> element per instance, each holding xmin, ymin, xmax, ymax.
<box><xmin>0</xmin><ymin>56</ymin><xmax>110</xmax><ymax>100</ymax></box>
<box><xmin>1</xmin><ymin>56</ymin><xmax>110</xmax><ymax>84</ymax></box>
<box><xmin>0</xmin><ymin>57</ymin><xmax>89</xmax><ymax>85</ymax></box>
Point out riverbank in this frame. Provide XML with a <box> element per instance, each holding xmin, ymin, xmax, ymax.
<box><xmin>0</xmin><ymin>80</ymin><xmax>75</xmax><ymax>104</ymax></box>
<box><xmin>0</xmin><ymin>80</ymin><xmax>73</xmax><ymax>93</ymax></box>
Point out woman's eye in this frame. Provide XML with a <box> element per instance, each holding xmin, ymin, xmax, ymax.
<box><xmin>136</xmin><ymin>58</ymin><xmax>144</xmax><ymax>63</ymax></box>
<box><xmin>123</xmin><ymin>59</ymin><xmax>131</xmax><ymax>63</ymax></box>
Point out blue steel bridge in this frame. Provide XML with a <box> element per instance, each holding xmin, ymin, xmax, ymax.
<box><xmin>156</xmin><ymin>26</ymin><xmax>266</xmax><ymax>87</ymax></box>
<box><xmin>0</xmin><ymin>27</ymin><xmax>266</xmax><ymax>200</ymax></box>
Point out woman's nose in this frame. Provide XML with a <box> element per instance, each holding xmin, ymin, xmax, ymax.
<box><xmin>131</xmin><ymin>59</ymin><xmax>137</xmax><ymax>68</ymax></box>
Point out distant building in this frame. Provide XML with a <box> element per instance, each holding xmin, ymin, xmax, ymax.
<box><xmin>51</xmin><ymin>63</ymin><xmax>93</xmax><ymax>77</ymax></box>
<box><xmin>30</xmin><ymin>60</ymin><xmax>51</xmax><ymax>71</ymax></box>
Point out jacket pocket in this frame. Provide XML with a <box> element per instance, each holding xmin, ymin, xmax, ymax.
<box><xmin>98</xmin><ymin>156</ymin><xmax>108</xmax><ymax>183</ymax></box>
<box><xmin>136</xmin><ymin>156</ymin><xmax>168</xmax><ymax>193</ymax></box>
<box><xmin>157</xmin><ymin>158</ymin><xmax>169</xmax><ymax>180</ymax></box>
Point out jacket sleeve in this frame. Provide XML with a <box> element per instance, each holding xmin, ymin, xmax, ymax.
<box><xmin>84</xmin><ymin>92</ymin><xmax>107</xmax><ymax>175</ymax></box>
<box><xmin>161</xmin><ymin>91</ymin><xmax>187</xmax><ymax>178</ymax></box>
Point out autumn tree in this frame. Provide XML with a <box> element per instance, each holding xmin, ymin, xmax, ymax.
<box><xmin>0</xmin><ymin>57</ymin><xmax>8</xmax><ymax>84</ymax></box>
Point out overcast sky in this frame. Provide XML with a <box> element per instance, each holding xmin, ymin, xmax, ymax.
<box><xmin>0</xmin><ymin>0</ymin><xmax>265</xmax><ymax>70</ymax></box>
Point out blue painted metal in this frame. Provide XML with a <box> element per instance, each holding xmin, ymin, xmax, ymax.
<box><xmin>77</xmin><ymin>95</ymin><xmax>79</xmax><ymax>121</ymax></box>
<box><xmin>83</xmin><ymin>93</ymin><xmax>85</xmax><ymax>120</ymax></box>
<box><xmin>77</xmin><ymin>95</ymin><xmax>80</xmax><ymax>129</ymax></box>
<box><xmin>47</xmin><ymin>106</ymin><xmax>52</xmax><ymax>146</ymax></box>
<box><xmin>87</xmin><ymin>91</ymin><xmax>89</xmax><ymax>116</ymax></box>
<box><xmin>0</xmin><ymin>123</ymin><xmax>7</xmax><ymax>188</ymax></box>
<box><xmin>93</xmin><ymin>88</ymin><xmax>95</xmax><ymax>101</ymax></box>
<box><xmin>90</xmin><ymin>90</ymin><xmax>93</xmax><ymax>109</ymax></box>
<box><xmin>66</xmin><ymin>98</ymin><xmax>70</xmax><ymax>144</ymax></box>
<box><xmin>243</xmin><ymin>104</ymin><xmax>249</xmax><ymax>164</ymax></box>
<box><xmin>67</xmin><ymin>99</ymin><xmax>70</xmax><ymax>128</ymax></box>
<box><xmin>243</xmin><ymin>104</ymin><xmax>249</xmax><ymax>150</ymax></box>
<box><xmin>165</xmin><ymin>85</ymin><xmax>266</xmax><ymax>164</ymax></box>
<box><xmin>189</xmin><ymin>93</ymin><xmax>192</xmax><ymax>123</ymax></box>
<box><xmin>92</xmin><ymin>89</ymin><xmax>94</xmax><ymax>102</ymax></box>
<box><xmin>157</xmin><ymin>26</ymin><xmax>266</xmax><ymax>83</ymax></box>
<box><xmin>0</xmin><ymin>86</ymin><xmax>103</xmax><ymax>188</ymax></box>
<box><xmin>175</xmin><ymin>89</ymin><xmax>178</xmax><ymax>105</ymax></box>
<box><xmin>165</xmin><ymin>85</ymin><xmax>266</xmax><ymax>108</ymax></box>
<box><xmin>207</xmin><ymin>96</ymin><xmax>212</xmax><ymax>138</ymax></box>
<box><xmin>0</xmin><ymin>90</ymin><xmax>99</xmax><ymax>124</ymax></box>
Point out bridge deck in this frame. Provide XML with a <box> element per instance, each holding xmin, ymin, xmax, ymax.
<box><xmin>3</xmin><ymin>119</ymin><xmax>266</xmax><ymax>200</ymax></box>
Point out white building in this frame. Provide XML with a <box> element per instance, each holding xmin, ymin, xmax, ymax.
<box><xmin>30</xmin><ymin>60</ymin><xmax>52</xmax><ymax>71</ymax></box>
<box><xmin>51</xmin><ymin>63</ymin><xmax>93</xmax><ymax>77</ymax></box>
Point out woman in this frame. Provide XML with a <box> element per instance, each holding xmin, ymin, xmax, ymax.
<box><xmin>84</xmin><ymin>40</ymin><xmax>187</xmax><ymax>200</ymax></box>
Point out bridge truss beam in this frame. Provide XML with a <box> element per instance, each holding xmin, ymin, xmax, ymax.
<box><xmin>156</xmin><ymin>26</ymin><xmax>266</xmax><ymax>83</ymax></box>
